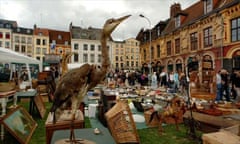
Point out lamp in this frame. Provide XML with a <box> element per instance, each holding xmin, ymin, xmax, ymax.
<box><xmin>139</xmin><ymin>14</ymin><xmax>152</xmax><ymax>77</ymax></box>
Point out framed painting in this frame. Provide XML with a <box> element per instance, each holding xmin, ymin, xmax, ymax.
<box><xmin>34</xmin><ymin>94</ymin><xmax>46</xmax><ymax>119</ymax></box>
<box><xmin>1</xmin><ymin>106</ymin><xmax>37</xmax><ymax>144</ymax></box>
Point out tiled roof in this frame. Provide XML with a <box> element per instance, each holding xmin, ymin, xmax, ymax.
<box><xmin>162</xmin><ymin>0</ymin><xmax>236</xmax><ymax>35</ymax></box>
<box><xmin>33</xmin><ymin>28</ymin><xmax>49</xmax><ymax>36</ymax></box>
<box><xmin>162</xmin><ymin>1</ymin><xmax>203</xmax><ymax>35</ymax></box>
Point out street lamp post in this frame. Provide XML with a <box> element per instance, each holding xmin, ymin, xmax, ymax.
<box><xmin>139</xmin><ymin>14</ymin><xmax>152</xmax><ymax>77</ymax></box>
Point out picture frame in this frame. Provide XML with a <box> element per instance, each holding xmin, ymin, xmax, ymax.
<box><xmin>1</xmin><ymin>106</ymin><xmax>37</xmax><ymax>144</ymax></box>
<box><xmin>34</xmin><ymin>94</ymin><xmax>46</xmax><ymax>119</ymax></box>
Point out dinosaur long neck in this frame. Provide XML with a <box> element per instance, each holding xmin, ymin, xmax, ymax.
<box><xmin>101</xmin><ymin>34</ymin><xmax>110</xmax><ymax>74</ymax></box>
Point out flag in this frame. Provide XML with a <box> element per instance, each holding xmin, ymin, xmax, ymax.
<box><xmin>51</xmin><ymin>43</ymin><xmax>56</xmax><ymax>49</ymax></box>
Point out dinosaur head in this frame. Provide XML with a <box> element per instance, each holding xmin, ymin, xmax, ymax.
<box><xmin>102</xmin><ymin>15</ymin><xmax>131</xmax><ymax>37</ymax></box>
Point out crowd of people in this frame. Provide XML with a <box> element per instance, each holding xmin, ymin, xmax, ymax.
<box><xmin>216</xmin><ymin>68</ymin><xmax>240</xmax><ymax>103</ymax></box>
<box><xmin>106</xmin><ymin>67</ymin><xmax>240</xmax><ymax>104</ymax></box>
<box><xmin>106</xmin><ymin>68</ymin><xmax>188</xmax><ymax>94</ymax></box>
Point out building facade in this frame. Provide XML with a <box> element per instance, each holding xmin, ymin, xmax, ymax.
<box><xmin>12</xmin><ymin>27</ymin><xmax>33</xmax><ymax>57</ymax></box>
<box><xmin>137</xmin><ymin>0</ymin><xmax>240</xmax><ymax>84</ymax></box>
<box><xmin>0</xmin><ymin>19</ymin><xmax>17</xmax><ymax>49</ymax></box>
<box><xmin>70</xmin><ymin>24</ymin><xmax>112</xmax><ymax>66</ymax></box>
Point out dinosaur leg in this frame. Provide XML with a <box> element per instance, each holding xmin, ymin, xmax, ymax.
<box><xmin>174</xmin><ymin>115</ymin><xmax>179</xmax><ymax>131</ymax></box>
<box><xmin>158</xmin><ymin>115</ymin><xmax>164</xmax><ymax>135</ymax></box>
<box><xmin>66</xmin><ymin>98</ymin><xmax>83</xmax><ymax>143</ymax></box>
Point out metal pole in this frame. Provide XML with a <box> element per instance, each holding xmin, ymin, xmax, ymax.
<box><xmin>139</xmin><ymin>14</ymin><xmax>152</xmax><ymax>76</ymax></box>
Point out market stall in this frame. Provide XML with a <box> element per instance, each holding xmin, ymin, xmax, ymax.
<box><xmin>0</xmin><ymin>47</ymin><xmax>42</xmax><ymax>88</ymax></box>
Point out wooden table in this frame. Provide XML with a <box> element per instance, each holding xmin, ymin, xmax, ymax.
<box><xmin>51</xmin><ymin>128</ymin><xmax>115</xmax><ymax>144</ymax></box>
<box><xmin>15</xmin><ymin>90</ymin><xmax>37</xmax><ymax>115</ymax></box>
<box><xmin>45</xmin><ymin>110</ymin><xmax>84</xmax><ymax>144</ymax></box>
<box><xmin>0</xmin><ymin>90</ymin><xmax>16</xmax><ymax>140</ymax></box>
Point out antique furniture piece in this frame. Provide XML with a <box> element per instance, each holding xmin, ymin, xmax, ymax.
<box><xmin>16</xmin><ymin>89</ymin><xmax>37</xmax><ymax>115</ymax></box>
<box><xmin>45</xmin><ymin>109</ymin><xmax>84</xmax><ymax>144</ymax></box>
<box><xmin>1</xmin><ymin>106</ymin><xmax>37</xmax><ymax>144</ymax></box>
<box><xmin>0</xmin><ymin>90</ymin><xmax>16</xmax><ymax>140</ymax></box>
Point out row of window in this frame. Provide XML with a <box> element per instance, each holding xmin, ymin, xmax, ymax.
<box><xmin>14</xmin><ymin>36</ymin><xmax>32</xmax><ymax>44</ymax></box>
<box><xmin>157</xmin><ymin>17</ymin><xmax>240</xmax><ymax>57</ymax></box>
<box><xmin>74</xmin><ymin>43</ymin><xmax>103</xmax><ymax>51</ymax></box>
<box><xmin>0</xmin><ymin>41</ymin><xmax>10</xmax><ymax>48</ymax></box>
<box><xmin>0</xmin><ymin>32</ymin><xmax>10</xmax><ymax>39</ymax></box>
<box><xmin>73</xmin><ymin>53</ymin><xmax>102</xmax><ymax>63</ymax></box>
<box><xmin>115</xmin><ymin>61</ymin><xmax>139</xmax><ymax>68</ymax></box>
<box><xmin>115</xmin><ymin>56</ymin><xmax>139</xmax><ymax>61</ymax></box>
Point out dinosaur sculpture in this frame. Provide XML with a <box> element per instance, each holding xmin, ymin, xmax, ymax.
<box><xmin>149</xmin><ymin>96</ymin><xmax>186</xmax><ymax>135</ymax></box>
<box><xmin>61</xmin><ymin>52</ymin><xmax>77</xmax><ymax>76</ymax></box>
<box><xmin>50</xmin><ymin>15</ymin><xmax>131</xmax><ymax>143</ymax></box>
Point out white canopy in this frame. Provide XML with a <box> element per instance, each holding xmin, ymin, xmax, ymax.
<box><xmin>0</xmin><ymin>47</ymin><xmax>42</xmax><ymax>86</ymax></box>
<box><xmin>0</xmin><ymin>47</ymin><xmax>42</xmax><ymax>69</ymax></box>
<box><xmin>67</xmin><ymin>63</ymin><xmax>86</xmax><ymax>70</ymax></box>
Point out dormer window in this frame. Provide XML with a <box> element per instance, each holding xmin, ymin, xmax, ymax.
<box><xmin>157</xmin><ymin>26</ymin><xmax>161</xmax><ymax>36</ymax></box>
<box><xmin>175</xmin><ymin>15</ymin><xmax>181</xmax><ymax>28</ymax></box>
<box><xmin>58</xmin><ymin>34</ymin><xmax>62</xmax><ymax>40</ymax></box>
<box><xmin>204</xmin><ymin>0</ymin><xmax>213</xmax><ymax>14</ymax></box>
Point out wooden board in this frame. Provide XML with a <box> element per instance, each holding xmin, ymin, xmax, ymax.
<box><xmin>184</xmin><ymin>111</ymin><xmax>239</xmax><ymax>127</ymax></box>
<box><xmin>202</xmin><ymin>131</ymin><xmax>240</xmax><ymax>144</ymax></box>
<box><xmin>34</xmin><ymin>94</ymin><xmax>46</xmax><ymax>119</ymax></box>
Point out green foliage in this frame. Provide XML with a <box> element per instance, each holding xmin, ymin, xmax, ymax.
<box><xmin>138</xmin><ymin>124</ymin><xmax>202</xmax><ymax>144</ymax></box>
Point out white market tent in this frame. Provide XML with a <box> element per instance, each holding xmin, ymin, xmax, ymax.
<box><xmin>0</xmin><ymin>47</ymin><xmax>42</xmax><ymax>86</ymax></box>
<box><xmin>67</xmin><ymin>63</ymin><xmax>86</xmax><ymax>70</ymax></box>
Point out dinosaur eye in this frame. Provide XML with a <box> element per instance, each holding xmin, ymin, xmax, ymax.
<box><xmin>109</xmin><ymin>19</ymin><xmax>114</xmax><ymax>24</ymax></box>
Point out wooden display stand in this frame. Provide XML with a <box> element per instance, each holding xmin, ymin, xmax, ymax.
<box><xmin>45</xmin><ymin>110</ymin><xmax>84</xmax><ymax>144</ymax></box>
<box><xmin>202</xmin><ymin>124</ymin><xmax>240</xmax><ymax>144</ymax></box>
<box><xmin>202</xmin><ymin>131</ymin><xmax>240</xmax><ymax>144</ymax></box>
<box><xmin>189</xmin><ymin>69</ymin><xmax>216</xmax><ymax>101</ymax></box>
<box><xmin>184</xmin><ymin>111</ymin><xmax>239</xmax><ymax>133</ymax></box>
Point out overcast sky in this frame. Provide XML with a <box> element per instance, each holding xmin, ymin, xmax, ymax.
<box><xmin>0</xmin><ymin>0</ymin><xmax>198</xmax><ymax>41</ymax></box>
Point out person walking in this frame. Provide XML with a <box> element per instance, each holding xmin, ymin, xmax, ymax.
<box><xmin>233</xmin><ymin>71</ymin><xmax>240</xmax><ymax>103</ymax></box>
<box><xmin>151</xmin><ymin>72</ymin><xmax>158</xmax><ymax>89</ymax></box>
<box><xmin>215</xmin><ymin>70</ymin><xmax>222</xmax><ymax>102</ymax></box>
<box><xmin>220</xmin><ymin>69</ymin><xmax>230</xmax><ymax>101</ymax></box>
<box><xmin>173</xmin><ymin>71</ymin><xmax>179</xmax><ymax>93</ymax></box>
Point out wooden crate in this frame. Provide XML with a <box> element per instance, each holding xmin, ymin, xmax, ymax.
<box><xmin>202</xmin><ymin>131</ymin><xmax>240</xmax><ymax>144</ymax></box>
<box><xmin>144</xmin><ymin>110</ymin><xmax>159</xmax><ymax>127</ymax></box>
<box><xmin>105</xmin><ymin>100</ymin><xmax>140</xmax><ymax>144</ymax></box>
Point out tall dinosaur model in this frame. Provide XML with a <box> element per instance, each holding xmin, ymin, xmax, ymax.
<box><xmin>50</xmin><ymin>15</ymin><xmax>131</xmax><ymax>143</ymax></box>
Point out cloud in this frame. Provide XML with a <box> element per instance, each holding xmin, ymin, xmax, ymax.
<box><xmin>0</xmin><ymin>0</ymin><xmax>198</xmax><ymax>40</ymax></box>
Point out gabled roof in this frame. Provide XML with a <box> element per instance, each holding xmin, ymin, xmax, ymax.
<box><xmin>33</xmin><ymin>28</ymin><xmax>49</xmax><ymax>36</ymax></box>
<box><xmin>163</xmin><ymin>1</ymin><xmax>203</xmax><ymax>35</ymax></box>
<box><xmin>162</xmin><ymin>0</ymin><xmax>237</xmax><ymax>35</ymax></box>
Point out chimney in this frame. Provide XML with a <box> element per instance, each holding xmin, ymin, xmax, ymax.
<box><xmin>33</xmin><ymin>24</ymin><xmax>37</xmax><ymax>29</ymax></box>
<box><xmin>170</xmin><ymin>3</ymin><xmax>181</xmax><ymax>18</ymax></box>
